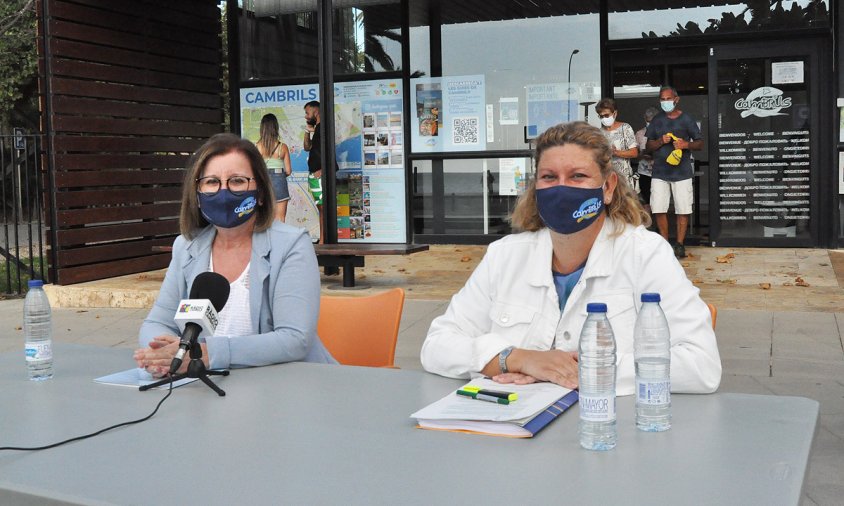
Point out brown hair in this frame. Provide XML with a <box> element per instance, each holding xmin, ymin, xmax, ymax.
<box><xmin>179</xmin><ymin>133</ymin><xmax>276</xmax><ymax>239</ymax></box>
<box><xmin>595</xmin><ymin>97</ymin><xmax>617</xmax><ymax>113</ymax></box>
<box><xmin>258</xmin><ymin>113</ymin><xmax>280</xmax><ymax>155</ymax></box>
<box><xmin>511</xmin><ymin>122</ymin><xmax>650</xmax><ymax>233</ymax></box>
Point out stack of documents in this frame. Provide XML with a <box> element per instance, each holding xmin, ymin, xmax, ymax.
<box><xmin>411</xmin><ymin>378</ymin><xmax>578</xmax><ymax>438</ymax></box>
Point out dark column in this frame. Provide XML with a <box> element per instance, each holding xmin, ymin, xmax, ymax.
<box><xmin>599</xmin><ymin>0</ymin><xmax>609</xmax><ymax>100</ymax></box>
<box><xmin>836</xmin><ymin>1</ymin><xmax>844</xmax><ymax>245</ymax></box>
<box><xmin>227</xmin><ymin>0</ymin><xmax>240</xmax><ymax>134</ymax></box>
<box><xmin>318</xmin><ymin>0</ymin><xmax>338</xmax><ymax>244</ymax></box>
<box><xmin>429</xmin><ymin>0</ymin><xmax>444</xmax><ymax>234</ymax></box>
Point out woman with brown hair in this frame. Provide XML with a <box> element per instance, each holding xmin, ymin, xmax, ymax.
<box><xmin>256</xmin><ymin>113</ymin><xmax>293</xmax><ymax>222</ymax></box>
<box><xmin>134</xmin><ymin>133</ymin><xmax>335</xmax><ymax>377</ymax></box>
<box><xmin>421</xmin><ymin>122</ymin><xmax>720</xmax><ymax>396</ymax></box>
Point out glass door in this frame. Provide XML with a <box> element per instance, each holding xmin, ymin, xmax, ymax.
<box><xmin>708</xmin><ymin>40</ymin><xmax>820</xmax><ymax>246</ymax></box>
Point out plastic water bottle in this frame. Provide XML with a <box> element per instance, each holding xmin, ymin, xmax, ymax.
<box><xmin>634</xmin><ymin>292</ymin><xmax>671</xmax><ymax>431</ymax></box>
<box><xmin>24</xmin><ymin>279</ymin><xmax>53</xmax><ymax>380</ymax></box>
<box><xmin>578</xmin><ymin>302</ymin><xmax>617</xmax><ymax>450</ymax></box>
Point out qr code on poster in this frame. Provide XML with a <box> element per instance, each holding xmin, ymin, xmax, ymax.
<box><xmin>452</xmin><ymin>116</ymin><xmax>479</xmax><ymax>145</ymax></box>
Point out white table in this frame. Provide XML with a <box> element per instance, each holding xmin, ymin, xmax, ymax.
<box><xmin>0</xmin><ymin>344</ymin><xmax>818</xmax><ymax>505</ymax></box>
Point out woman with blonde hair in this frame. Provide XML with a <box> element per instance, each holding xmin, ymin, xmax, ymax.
<box><xmin>256</xmin><ymin>113</ymin><xmax>293</xmax><ymax>222</ymax></box>
<box><xmin>421</xmin><ymin>122</ymin><xmax>720</xmax><ymax>396</ymax></box>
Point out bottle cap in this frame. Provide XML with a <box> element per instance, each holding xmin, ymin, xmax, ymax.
<box><xmin>641</xmin><ymin>292</ymin><xmax>661</xmax><ymax>303</ymax></box>
<box><xmin>27</xmin><ymin>279</ymin><xmax>44</xmax><ymax>288</ymax></box>
<box><xmin>586</xmin><ymin>302</ymin><xmax>607</xmax><ymax>313</ymax></box>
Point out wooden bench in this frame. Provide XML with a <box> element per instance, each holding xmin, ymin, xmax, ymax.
<box><xmin>315</xmin><ymin>243</ymin><xmax>429</xmax><ymax>289</ymax></box>
<box><xmin>153</xmin><ymin>243</ymin><xmax>430</xmax><ymax>289</ymax></box>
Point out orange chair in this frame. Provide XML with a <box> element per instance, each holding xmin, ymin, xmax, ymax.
<box><xmin>707</xmin><ymin>303</ymin><xmax>717</xmax><ymax>329</ymax></box>
<box><xmin>317</xmin><ymin>288</ymin><xmax>405</xmax><ymax>367</ymax></box>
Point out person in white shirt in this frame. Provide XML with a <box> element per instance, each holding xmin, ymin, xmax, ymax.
<box><xmin>421</xmin><ymin>122</ymin><xmax>721</xmax><ymax>395</ymax></box>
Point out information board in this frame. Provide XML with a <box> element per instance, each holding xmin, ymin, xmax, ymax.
<box><xmin>240</xmin><ymin>79</ymin><xmax>406</xmax><ymax>243</ymax></box>
<box><xmin>410</xmin><ymin>75</ymin><xmax>486</xmax><ymax>153</ymax></box>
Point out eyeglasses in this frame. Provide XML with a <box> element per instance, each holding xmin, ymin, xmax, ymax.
<box><xmin>196</xmin><ymin>176</ymin><xmax>256</xmax><ymax>196</ymax></box>
<box><xmin>598</xmin><ymin>113</ymin><xmax>614</xmax><ymax>119</ymax></box>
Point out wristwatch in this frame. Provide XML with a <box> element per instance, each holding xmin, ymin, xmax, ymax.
<box><xmin>498</xmin><ymin>346</ymin><xmax>515</xmax><ymax>374</ymax></box>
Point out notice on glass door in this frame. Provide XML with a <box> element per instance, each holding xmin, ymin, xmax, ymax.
<box><xmin>772</xmin><ymin>61</ymin><xmax>804</xmax><ymax>85</ymax></box>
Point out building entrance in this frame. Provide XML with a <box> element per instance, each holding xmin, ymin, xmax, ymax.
<box><xmin>610</xmin><ymin>46</ymin><xmax>710</xmax><ymax>245</ymax></box>
<box><xmin>707</xmin><ymin>39</ymin><xmax>822</xmax><ymax>247</ymax></box>
<box><xmin>610</xmin><ymin>38</ymin><xmax>825</xmax><ymax>247</ymax></box>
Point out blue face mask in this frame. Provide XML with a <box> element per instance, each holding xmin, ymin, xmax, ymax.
<box><xmin>536</xmin><ymin>185</ymin><xmax>605</xmax><ymax>234</ymax></box>
<box><xmin>660</xmin><ymin>100</ymin><xmax>675</xmax><ymax>113</ymax></box>
<box><xmin>198</xmin><ymin>190</ymin><xmax>259</xmax><ymax>229</ymax></box>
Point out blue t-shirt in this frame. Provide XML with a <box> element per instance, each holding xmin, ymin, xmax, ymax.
<box><xmin>645</xmin><ymin>111</ymin><xmax>702</xmax><ymax>182</ymax></box>
<box><xmin>552</xmin><ymin>266</ymin><xmax>585</xmax><ymax>311</ymax></box>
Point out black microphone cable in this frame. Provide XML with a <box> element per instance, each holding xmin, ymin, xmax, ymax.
<box><xmin>0</xmin><ymin>375</ymin><xmax>174</xmax><ymax>452</ymax></box>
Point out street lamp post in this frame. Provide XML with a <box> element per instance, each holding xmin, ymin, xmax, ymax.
<box><xmin>567</xmin><ymin>49</ymin><xmax>580</xmax><ymax>121</ymax></box>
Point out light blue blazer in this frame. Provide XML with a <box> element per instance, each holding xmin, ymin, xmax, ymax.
<box><xmin>139</xmin><ymin>222</ymin><xmax>336</xmax><ymax>370</ymax></box>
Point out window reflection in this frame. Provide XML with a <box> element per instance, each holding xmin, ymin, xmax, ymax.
<box><xmin>609</xmin><ymin>1</ymin><xmax>829</xmax><ymax>40</ymax></box>
<box><xmin>239</xmin><ymin>0</ymin><xmax>318</xmax><ymax>80</ymax></box>
<box><xmin>237</xmin><ymin>0</ymin><xmax>402</xmax><ymax>80</ymax></box>
<box><xmin>413</xmin><ymin>158</ymin><xmax>529</xmax><ymax>236</ymax></box>
<box><xmin>334</xmin><ymin>3</ymin><xmax>402</xmax><ymax>75</ymax></box>
<box><xmin>410</xmin><ymin>1</ymin><xmax>602</xmax><ymax>152</ymax></box>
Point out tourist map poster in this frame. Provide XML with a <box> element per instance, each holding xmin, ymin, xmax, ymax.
<box><xmin>240</xmin><ymin>79</ymin><xmax>406</xmax><ymax>243</ymax></box>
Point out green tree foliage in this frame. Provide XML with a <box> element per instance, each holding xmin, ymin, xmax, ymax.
<box><xmin>0</xmin><ymin>0</ymin><xmax>38</xmax><ymax>132</ymax></box>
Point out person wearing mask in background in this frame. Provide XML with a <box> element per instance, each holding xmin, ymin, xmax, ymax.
<box><xmin>595</xmin><ymin>98</ymin><xmax>638</xmax><ymax>191</ymax></box>
<box><xmin>134</xmin><ymin>133</ymin><xmax>336</xmax><ymax>377</ymax></box>
<box><xmin>420</xmin><ymin>122</ymin><xmax>721</xmax><ymax>396</ymax></box>
<box><xmin>635</xmin><ymin>106</ymin><xmax>660</xmax><ymax>215</ymax></box>
<box><xmin>256</xmin><ymin>114</ymin><xmax>293</xmax><ymax>222</ymax></box>
<box><xmin>645</xmin><ymin>86</ymin><xmax>703</xmax><ymax>259</ymax></box>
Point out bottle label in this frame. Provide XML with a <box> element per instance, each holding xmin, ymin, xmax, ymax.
<box><xmin>636</xmin><ymin>380</ymin><xmax>670</xmax><ymax>405</ymax></box>
<box><xmin>579</xmin><ymin>394</ymin><xmax>616</xmax><ymax>422</ymax></box>
<box><xmin>25</xmin><ymin>342</ymin><xmax>53</xmax><ymax>362</ymax></box>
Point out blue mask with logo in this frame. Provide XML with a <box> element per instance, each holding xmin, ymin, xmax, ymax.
<box><xmin>198</xmin><ymin>190</ymin><xmax>259</xmax><ymax>228</ymax></box>
<box><xmin>536</xmin><ymin>185</ymin><xmax>605</xmax><ymax>234</ymax></box>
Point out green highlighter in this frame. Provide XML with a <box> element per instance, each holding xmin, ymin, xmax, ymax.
<box><xmin>457</xmin><ymin>386</ymin><xmax>518</xmax><ymax>404</ymax></box>
<box><xmin>461</xmin><ymin>385</ymin><xmax>518</xmax><ymax>401</ymax></box>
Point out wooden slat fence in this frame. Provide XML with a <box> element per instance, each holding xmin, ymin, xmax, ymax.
<box><xmin>37</xmin><ymin>0</ymin><xmax>224</xmax><ymax>285</ymax></box>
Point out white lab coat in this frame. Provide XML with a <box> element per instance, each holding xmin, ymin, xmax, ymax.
<box><xmin>421</xmin><ymin>219</ymin><xmax>721</xmax><ymax>396</ymax></box>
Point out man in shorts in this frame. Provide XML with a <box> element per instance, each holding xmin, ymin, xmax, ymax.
<box><xmin>645</xmin><ymin>86</ymin><xmax>703</xmax><ymax>258</ymax></box>
<box><xmin>303</xmin><ymin>101</ymin><xmax>326</xmax><ymax>243</ymax></box>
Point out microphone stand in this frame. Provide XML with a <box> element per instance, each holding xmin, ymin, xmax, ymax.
<box><xmin>139</xmin><ymin>336</ymin><xmax>229</xmax><ymax>396</ymax></box>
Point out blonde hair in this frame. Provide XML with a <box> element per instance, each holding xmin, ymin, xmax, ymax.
<box><xmin>180</xmin><ymin>133</ymin><xmax>276</xmax><ymax>239</ymax></box>
<box><xmin>511</xmin><ymin>121</ymin><xmax>650</xmax><ymax>233</ymax></box>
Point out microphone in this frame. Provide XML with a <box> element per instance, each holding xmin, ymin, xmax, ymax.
<box><xmin>169</xmin><ymin>272</ymin><xmax>230</xmax><ymax>374</ymax></box>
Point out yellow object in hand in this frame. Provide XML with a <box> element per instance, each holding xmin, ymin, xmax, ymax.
<box><xmin>665</xmin><ymin>132</ymin><xmax>683</xmax><ymax>166</ymax></box>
